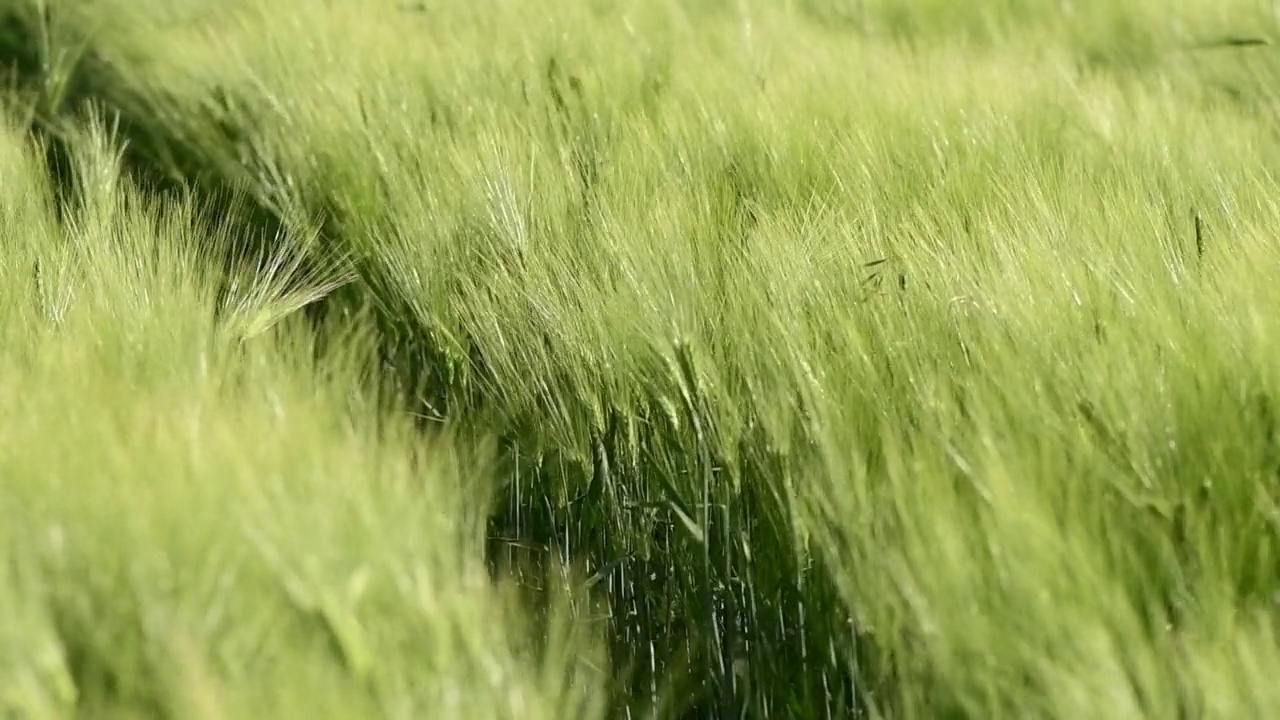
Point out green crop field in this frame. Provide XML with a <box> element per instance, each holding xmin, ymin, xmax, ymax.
<box><xmin>4</xmin><ymin>1</ymin><xmax>1280</xmax><ymax>717</ymax></box>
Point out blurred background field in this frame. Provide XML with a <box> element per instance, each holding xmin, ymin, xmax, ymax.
<box><xmin>4</xmin><ymin>1</ymin><xmax>1280</xmax><ymax>718</ymax></box>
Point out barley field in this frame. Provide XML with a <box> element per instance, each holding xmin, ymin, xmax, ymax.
<box><xmin>4</xmin><ymin>1</ymin><xmax>1280</xmax><ymax>718</ymax></box>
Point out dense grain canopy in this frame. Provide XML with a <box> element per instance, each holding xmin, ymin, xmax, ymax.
<box><xmin>3</xmin><ymin>1</ymin><xmax>1280</xmax><ymax>718</ymax></box>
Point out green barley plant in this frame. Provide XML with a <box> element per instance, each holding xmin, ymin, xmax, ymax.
<box><xmin>4</xmin><ymin>0</ymin><xmax>1280</xmax><ymax>717</ymax></box>
<box><xmin>0</xmin><ymin>101</ymin><xmax>607</xmax><ymax>720</ymax></box>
